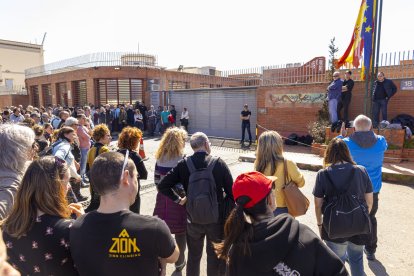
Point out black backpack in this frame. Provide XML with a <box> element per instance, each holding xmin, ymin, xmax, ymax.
<box><xmin>38</xmin><ymin>140</ymin><xmax>64</xmax><ymax>157</ymax></box>
<box><xmin>322</xmin><ymin>167</ymin><xmax>371</xmax><ymax>239</ymax></box>
<box><xmin>185</xmin><ymin>156</ymin><xmax>219</xmax><ymax>224</ymax></box>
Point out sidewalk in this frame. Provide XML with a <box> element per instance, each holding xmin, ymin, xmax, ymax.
<box><xmin>234</xmin><ymin>143</ymin><xmax>414</xmax><ymax>186</ymax></box>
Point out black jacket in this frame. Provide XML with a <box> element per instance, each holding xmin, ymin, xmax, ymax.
<box><xmin>373</xmin><ymin>78</ymin><xmax>397</xmax><ymax>99</ymax></box>
<box><xmin>228</xmin><ymin>214</ymin><xmax>348</xmax><ymax>276</ymax></box>
<box><xmin>157</xmin><ymin>152</ymin><xmax>234</xmax><ymax>223</ymax></box>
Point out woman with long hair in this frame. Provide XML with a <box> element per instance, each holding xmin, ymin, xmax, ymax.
<box><xmin>314</xmin><ymin>138</ymin><xmax>373</xmax><ymax>276</ymax></box>
<box><xmin>214</xmin><ymin>171</ymin><xmax>347</xmax><ymax>276</ymax></box>
<box><xmin>2</xmin><ymin>156</ymin><xmax>84</xmax><ymax>275</ymax></box>
<box><xmin>153</xmin><ymin>127</ymin><xmax>188</xmax><ymax>272</ymax></box>
<box><xmin>116</xmin><ymin>127</ymin><xmax>148</xmax><ymax>213</ymax></box>
<box><xmin>254</xmin><ymin>130</ymin><xmax>305</xmax><ymax>216</ymax></box>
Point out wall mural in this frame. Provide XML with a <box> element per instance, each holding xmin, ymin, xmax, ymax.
<box><xmin>267</xmin><ymin>92</ymin><xmax>325</xmax><ymax>107</ymax></box>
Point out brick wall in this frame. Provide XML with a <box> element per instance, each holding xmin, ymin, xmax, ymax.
<box><xmin>25</xmin><ymin>67</ymin><xmax>246</xmax><ymax>107</ymax></box>
<box><xmin>0</xmin><ymin>94</ymin><xmax>29</xmax><ymax>108</ymax></box>
<box><xmin>257</xmin><ymin>78</ymin><xmax>414</xmax><ymax>137</ymax></box>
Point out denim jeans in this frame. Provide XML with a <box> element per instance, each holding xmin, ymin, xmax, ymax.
<box><xmin>80</xmin><ymin>147</ymin><xmax>89</xmax><ymax>176</ymax></box>
<box><xmin>372</xmin><ymin>99</ymin><xmax>388</xmax><ymax>127</ymax></box>
<box><xmin>241</xmin><ymin>121</ymin><xmax>252</xmax><ymax>143</ymax></box>
<box><xmin>325</xmin><ymin>240</ymin><xmax>364</xmax><ymax>276</ymax></box>
<box><xmin>328</xmin><ymin>99</ymin><xmax>338</xmax><ymax>123</ymax></box>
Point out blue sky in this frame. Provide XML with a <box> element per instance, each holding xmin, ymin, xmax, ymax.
<box><xmin>1</xmin><ymin>0</ymin><xmax>412</xmax><ymax>70</ymax></box>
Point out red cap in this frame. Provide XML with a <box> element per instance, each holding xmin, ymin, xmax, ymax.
<box><xmin>232</xmin><ymin>172</ymin><xmax>277</xmax><ymax>209</ymax></box>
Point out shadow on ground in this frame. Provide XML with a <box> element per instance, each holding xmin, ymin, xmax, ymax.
<box><xmin>368</xmin><ymin>259</ymin><xmax>389</xmax><ymax>276</ymax></box>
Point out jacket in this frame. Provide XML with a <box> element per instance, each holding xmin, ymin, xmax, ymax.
<box><xmin>0</xmin><ymin>169</ymin><xmax>22</xmax><ymax>219</ymax></box>
<box><xmin>157</xmin><ymin>152</ymin><xmax>233</xmax><ymax>224</ymax></box>
<box><xmin>373</xmin><ymin>78</ymin><xmax>397</xmax><ymax>99</ymax></box>
<box><xmin>327</xmin><ymin>78</ymin><xmax>343</xmax><ymax>100</ymax></box>
<box><xmin>263</xmin><ymin>159</ymin><xmax>305</xmax><ymax>208</ymax></box>
<box><xmin>339</xmin><ymin>132</ymin><xmax>387</xmax><ymax>192</ymax></box>
<box><xmin>228</xmin><ymin>214</ymin><xmax>348</xmax><ymax>276</ymax></box>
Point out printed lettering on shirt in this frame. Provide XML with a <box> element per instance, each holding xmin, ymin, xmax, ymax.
<box><xmin>273</xmin><ymin>262</ymin><xmax>300</xmax><ymax>276</ymax></box>
<box><xmin>108</xmin><ymin>229</ymin><xmax>141</xmax><ymax>258</ymax></box>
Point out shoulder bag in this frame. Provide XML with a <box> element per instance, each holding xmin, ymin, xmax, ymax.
<box><xmin>282</xmin><ymin>159</ymin><xmax>310</xmax><ymax>217</ymax></box>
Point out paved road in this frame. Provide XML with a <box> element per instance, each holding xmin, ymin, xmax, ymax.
<box><xmin>112</xmin><ymin>138</ymin><xmax>414</xmax><ymax>275</ymax></box>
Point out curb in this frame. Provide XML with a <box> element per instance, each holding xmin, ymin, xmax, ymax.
<box><xmin>239</xmin><ymin>155</ymin><xmax>414</xmax><ymax>186</ymax></box>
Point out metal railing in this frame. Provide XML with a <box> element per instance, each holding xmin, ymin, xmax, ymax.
<box><xmin>25</xmin><ymin>52</ymin><xmax>159</xmax><ymax>78</ymax></box>
<box><xmin>0</xmin><ymin>85</ymin><xmax>27</xmax><ymax>95</ymax></box>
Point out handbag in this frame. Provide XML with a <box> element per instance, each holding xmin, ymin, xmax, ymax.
<box><xmin>282</xmin><ymin>159</ymin><xmax>310</xmax><ymax>217</ymax></box>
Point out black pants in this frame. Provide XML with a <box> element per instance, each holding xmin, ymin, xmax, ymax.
<box><xmin>241</xmin><ymin>121</ymin><xmax>252</xmax><ymax>143</ymax></box>
<box><xmin>337</xmin><ymin>92</ymin><xmax>352</xmax><ymax>122</ymax></box>
<box><xmin>365</xmin><ymin>192</ymin><xmax>379</xmax><ymax>253</ymax></box>
<box><xmin>186</xmin><ymin>223</ymin><xmax>225</xmax><ymax>276</ymax></box>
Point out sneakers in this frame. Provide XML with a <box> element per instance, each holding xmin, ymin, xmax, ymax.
<box><xmin>364</xmin><ymin>248</ymin><xmax>376</xmax><ymax>261</ymax></box>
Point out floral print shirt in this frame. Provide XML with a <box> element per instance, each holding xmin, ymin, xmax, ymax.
<box><xmin>3</xmin><ymin>214</ymin><xmax>78</xmax><ymax>275</ymax></box>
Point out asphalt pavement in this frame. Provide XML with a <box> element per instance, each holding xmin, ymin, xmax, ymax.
<box><xmin>86</xmin><ymin>137</ymin><xmax>414</xmax><ymax>276</ymax></box>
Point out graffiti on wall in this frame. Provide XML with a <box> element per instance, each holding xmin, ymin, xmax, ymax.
<box><xmin>267</xmin><ymin>92</ymin><xmax>325</xmax><ymax>107</ymax></box>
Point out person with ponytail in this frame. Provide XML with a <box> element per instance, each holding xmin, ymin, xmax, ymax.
<box><xmin>215</xmin><ymin>172</ymin><xmax>347</xmax><ymax>276</ymax></box>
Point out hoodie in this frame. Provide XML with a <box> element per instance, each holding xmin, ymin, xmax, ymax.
<box><xmin>228</xmin><ymin>214</ymin><xmax>348</xmax><ymax>276</ymax></box>
<box><xmin>339</xmin><ymin>132</ymin><xmax>387</xmax><ymax>193</ymax></box>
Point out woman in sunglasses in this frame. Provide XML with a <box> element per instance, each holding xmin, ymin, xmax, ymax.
<box><xmin>1</xmin><ymin>156</ymin><xmax>84</xmax><ymax>276</ymax></box>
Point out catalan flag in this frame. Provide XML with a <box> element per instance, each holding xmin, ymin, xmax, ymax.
<box><xmin>337</xmin><ymin>0</ymin><xmax>377</xmax><ymax>80</ymax></box>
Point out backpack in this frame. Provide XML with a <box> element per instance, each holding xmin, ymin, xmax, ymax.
<box><xmin>322</xmin><ymin>168</ymin><xmax>371</xmax><ymax>239</ymax></box>
<box><xmin>51</xmin><ymin>117</ymin><xmax>61</xmax><ymax>129</ymax></box>
<box><xmin>38</xmin><ymin>140</ymin><xmax>63</xmax><ymax>157</ymax></box>
<box><xmin>185</xmin><ymin>156</ymin><xmax>219</xmax><ymax>224</ymax></box>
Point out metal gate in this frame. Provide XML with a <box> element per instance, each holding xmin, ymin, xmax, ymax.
<box><xmin>168</xmin><ymin>87</ymin><xmax>257</xmax><ymax>140</ymax></box>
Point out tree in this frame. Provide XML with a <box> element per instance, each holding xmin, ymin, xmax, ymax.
<box><xmin>327</xmin><ymin>37</ymin><xmax>339</xmax><ymax>80</ymax></box>
<box><xmin>308</xmin><ymin>37</ymin><xmax>338</xmax><ymax>143</ymax></box>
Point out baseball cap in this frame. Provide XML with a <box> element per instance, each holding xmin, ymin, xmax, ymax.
<box><xmin>233</xmin><ymin>172</ymin><xmax>277</xmax><ymax>209</ymax></box>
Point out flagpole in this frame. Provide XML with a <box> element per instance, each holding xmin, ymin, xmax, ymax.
<box><xmin>369</xmin><ymin>0</ymin><xmax>380</xmax><ymax>118</ymax></box>
<box><xmin>374</xmin><ymin>0</ymin><xmax>383</xmax><ymax>76</ymax></box>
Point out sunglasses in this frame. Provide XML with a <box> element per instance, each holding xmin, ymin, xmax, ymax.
<box><xmin>120</xmin><ymin>150</ymin><xmax>130</xmax><ymax>181</ymax></box>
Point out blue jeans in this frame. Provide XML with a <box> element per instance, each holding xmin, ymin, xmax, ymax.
<box><xmin>80</xmin><ymin>148</ymin><xmax>89</xmax><ymax>176</ymax></box>
<box><xmin>325</xmin><ymin>240</ymin><xmax>364</xmax><ymax>276</ymax></box>
<box><xmin>372</xmin><ymin>99</ymin><xmax>388</xmax><ymax>127</ymax></box>
<box><xmin>328</xmin><ymin>99</ymin><xmax>338</xmax><ymax>123</ymax></box>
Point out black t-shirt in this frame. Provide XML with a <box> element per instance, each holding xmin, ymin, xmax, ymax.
<box><xmin>374</xmin><ymin>81</ymin><xmax>387</xmax><ymax>100</ymax></box>
<box><xmin>3</xmin><ymin>214</ymin><xmax>78</xmax><ymax>276</ymax></box>
<box><xmin>313</xmin><ymin>163</ymin><xmax>373</xmax><ymax>244</ymax></box>
<box><xmin>241</xmin><ymin>110</ymin><xmax>251</xmax><ymax>122</ymax></box>
<box><xmin>342</xmin><ymin>79</ymin><xmax>354</xmax><ymax>94</ymax></box>
<box><xmin>70</xmin><ymin>210</ymin><xmax>175</xmax><ymax>276</ymax></box>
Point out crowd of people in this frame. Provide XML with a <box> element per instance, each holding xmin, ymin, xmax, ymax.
<box><xmin>0</xmin><ymin>101</ymin><xmax>387</xmax><ymax>276</ymax></box>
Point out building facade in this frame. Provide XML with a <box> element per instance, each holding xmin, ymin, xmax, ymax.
<box><xmin>0</xmin><ymin>39</ymin><xmax>44</xmax><ymax>94</ymax></box>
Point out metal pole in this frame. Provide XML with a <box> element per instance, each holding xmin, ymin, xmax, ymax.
<box><xmin>374</xmin><ymin>0</ymin><xmax>384</xmax><ymax>76</ymax></box>
<box><xmin>368</xmin><ymin>0</ymin><xmax>380</xmax><ymax>117</ymax></box>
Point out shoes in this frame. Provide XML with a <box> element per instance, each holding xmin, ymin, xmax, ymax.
<box><xmin>240</xmin><ymin>140</ymin><xmax>244</xmax><ymax>144</ymax></box>
<box><xmin>248</xmin><ymin>141</ymin><xmax>252</xmax><ymax>146</ymax></box>
<box><xmin>80</xmin><ymin>181</ymin><xmax>90</xmax><ymax>188</ymax></box>
<box><xmin>175</xmin><ymin>259</ymin><xmax>186</xmax><ymax>272</ymax></box>
<box><xmin>364</xmin><ymin>248</ymin><xmax>376</xmax><ymax>261</ymax></box>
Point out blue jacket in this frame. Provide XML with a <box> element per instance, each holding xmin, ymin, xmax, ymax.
<box><xmin>327</xmin><ymin>79</ymin><xmax>343</xmax><ymax>100</ymax></box>
<box><xmin>339</xmin><ymin>132</ymin><xmax>387</xmax><ymax>193</ymax></box>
